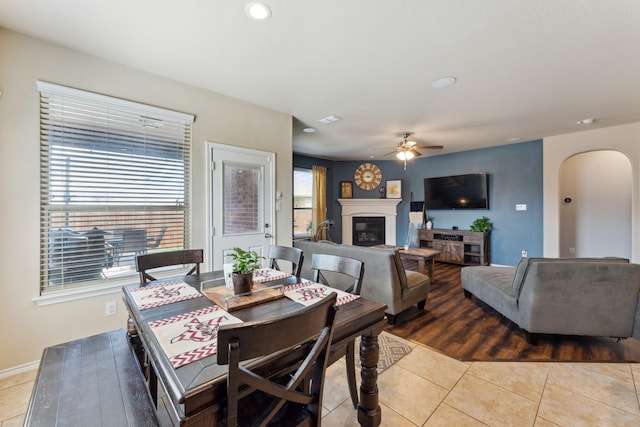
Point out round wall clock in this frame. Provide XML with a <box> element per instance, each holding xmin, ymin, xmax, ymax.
<box><xmin>354</xmin><ymin>163</ymin><xmax>383</xmax><ymax>190</ymax></box>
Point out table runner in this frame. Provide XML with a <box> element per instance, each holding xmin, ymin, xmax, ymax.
<box><xmin>281</xmin><ymin>282</ymin><xmax>360</xmax><ymax>307</ymax></box>
<box><xmin>252</xmin><ymin>267</ymin><xmax>292</xmax><ymax>283</ymax></box>
<box><xmin>129</xmin><ymin>280</ymin><xmax>202</xmax><ymax>310</ymax></box>
<box><xmin>149</xmin><ymin>305</ymin><xmax>242</xmax><ymax>368</ymax></box>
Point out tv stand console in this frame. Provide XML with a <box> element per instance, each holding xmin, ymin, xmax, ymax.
<box><xmin>419</xmin><ymin>228</ymin><xmax>490</xmax><ymax>266</ymax></box>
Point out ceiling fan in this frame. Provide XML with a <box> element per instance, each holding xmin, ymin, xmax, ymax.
<box><xmin>386</xmin><ymin>132</ymin><xmax>443</xmax><ymax>170</ymax></box>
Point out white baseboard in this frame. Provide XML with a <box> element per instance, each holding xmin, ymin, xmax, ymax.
<box><xmin>0</xmin><ymin>360</ymin><xmax>40</xmax><ymax>379</ymax></box>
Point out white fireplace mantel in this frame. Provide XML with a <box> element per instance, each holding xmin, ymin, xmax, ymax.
<box><xmin>338</xmin><ymin>198</ymin><xmax>402</xmax><ymax>245</ymax></box>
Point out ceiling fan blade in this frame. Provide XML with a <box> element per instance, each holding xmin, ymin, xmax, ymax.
<box><xmin>383</xmin><ymin>150</ymin><xmax>399</xmax><ymax>157</ymax></box>
<box><xmin>414</xmin><ymin>145</ymin><xmax>444</xmax><ymax>150</ymax></box>
<box><xmin>412</xmin><ymin>150</ymin><xmax>423</xmax><ymax>157</ymax></box>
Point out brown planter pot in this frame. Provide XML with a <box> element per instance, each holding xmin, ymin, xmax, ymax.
<box><xmin>232</xmin><ymin>272</ymin><xmax>253</xmax><ymax>295</ymax></box>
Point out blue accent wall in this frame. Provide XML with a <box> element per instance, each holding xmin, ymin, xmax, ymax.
<box><xmin>294</xmin><ymin>140</ymin><xmax>543</xmax><ymax>266</ymax></box>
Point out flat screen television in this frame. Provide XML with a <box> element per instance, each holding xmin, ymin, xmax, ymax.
<box><xmin>424</xmin><ymin>173</ymin><xmax>489</xmax><ymax>210</ymax></box>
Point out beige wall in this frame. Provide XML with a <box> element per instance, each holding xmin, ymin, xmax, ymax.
<box><xmin>543</xmin><ymin>122</ymin><xmax>640</xmax><ymax>261</ymax></box>
<box><xmin>0</xmin><ymin>29</ymin><xmax>293</xmax><ymax>371</ymax></box>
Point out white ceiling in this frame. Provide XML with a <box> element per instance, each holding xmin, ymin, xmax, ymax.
<box><xmin>1</xmin><ymin>0</ymin><xmax>639</xmax><ymax>160</ymax></box>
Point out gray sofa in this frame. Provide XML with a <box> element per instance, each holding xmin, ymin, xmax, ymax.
<box><xmin>461</xmin><ymin>257</ymin><xmax>640</xmax><ymax>343</ymax></box>
<box><xmin>293</xmin><ymin>240</ymin><xmax>430</xmax><ymax>323</ymax></box>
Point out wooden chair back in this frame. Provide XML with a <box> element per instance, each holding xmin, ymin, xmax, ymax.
<box><xmin>135</xmin><ymin>249</ymin><xmax>203</xmax><ymax>284</ymax></box>
<box><xmin>268</xmin><ymin>245</ymin><xmax>304</xmax><ymax>278</ymax></box>
<box><xmin>310</xmin><ymin>253</ymin><xmax>365</xmax><ymax>409</ymax></box>
<box><xmin>217</xmin><ymin>293</ymin><xmax>338</xmax><ymax>427</ymax></box>
<box><xmin>311</xmin><ymin>253</ymin><xmax>365</xmax><ymax>295</ymax></box>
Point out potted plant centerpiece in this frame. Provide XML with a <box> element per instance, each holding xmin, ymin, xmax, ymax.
<box><xmin>470</xmin><ymin>216</ymin><xmax>493</xmax><ymax>233</ymax></box>
<box><xmin>229</xmin><ymin>247</ymin><xmax>263</xmax><ymax>295</ymax></box>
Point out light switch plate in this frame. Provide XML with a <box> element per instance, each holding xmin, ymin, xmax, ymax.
<box><xmin>516</xmin><ymin>204</ymin><xmax>527</xmax><ymax>211</ymax></box>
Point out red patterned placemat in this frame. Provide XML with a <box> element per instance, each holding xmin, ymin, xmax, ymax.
<box><xmin>281</xmin><ymin>282</ymin><xmax>360</xmax><ymax>307</ymax></box>
<box><xmin>252</xmin><ymin>268</ymin><xmax>292</xmax><ymax>283</ymax></box>
<box><xmin>149</xmin><ymin>305</ymin><xmax>242</xmax><ymax>368</ymax></box>
<box><xmin>129</xmin><ymin>280</ymin><xmax>202</xmax><ymax>310</ymax></box>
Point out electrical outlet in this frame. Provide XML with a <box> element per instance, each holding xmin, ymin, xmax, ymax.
<box><xmin>105</xmin><ymin>301</ymin><xmax>117</xmax><ymax>316</ymax></box>
<box><xmin>569</xmin><ymin>247</ymin><xmax>575</xmax><ymax>255</ymax></box>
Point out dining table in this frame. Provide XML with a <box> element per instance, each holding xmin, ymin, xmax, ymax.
<box><xmin>122</xmin><ymin>269</ymin><xmax>388</xmax><ymax>426</ymax></box>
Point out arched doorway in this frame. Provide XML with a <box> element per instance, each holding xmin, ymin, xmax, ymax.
<box><xmin>559</xmin><ymin>150</ymin><xmax>631</xmax><ymax>258</ymax></box>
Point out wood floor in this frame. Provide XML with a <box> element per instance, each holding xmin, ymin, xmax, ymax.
<box><xmin>385</xmin><ymin>262</ymin><xmax>640</xmax><ymax>362</ymax></box>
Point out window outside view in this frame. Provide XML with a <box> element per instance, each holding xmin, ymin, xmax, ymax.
<box><xmin>293</xmin><ymin>168</ymin><xmax>313</xmax><ymax>238</ymax></box>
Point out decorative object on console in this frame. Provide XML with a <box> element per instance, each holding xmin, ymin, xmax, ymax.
<box><xmin>426</xmin><ymin>215</ymin><xmax>434</xmax><ymax>230</ymax></box>
<box><xmin>340</xmin><ymin>181</ymin><xmax>353</xmax><ymax>198</ymax></box>
<box><xmin>386</xmin><ymin>179</ymin><xmax>402</xmax><ymax>199</ymax></box>
<box><xmin>354</xmin><ymin>162</ymin><xmax>382</xmax><ymax>190</ymax></box>
<box><xmin>229</xmin><ymin>247</ymin><xmax>264</xmax><ymax>295</ymax></box>
<box><xmin>470</xmin><ymin>216</ymin><xmax>492</xmax><ymax>232</ymax></box>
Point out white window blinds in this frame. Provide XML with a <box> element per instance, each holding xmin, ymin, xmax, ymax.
<box><xmin>38</xmin><ymin>81</ymin><xmax>194</xmax><ymax>292</ymax></box>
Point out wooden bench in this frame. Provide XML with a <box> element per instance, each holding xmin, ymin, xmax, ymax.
<box><xmin>24</xmin><ymin>328</ymin><xmax>159</xmax><ymax>426</ymax></box>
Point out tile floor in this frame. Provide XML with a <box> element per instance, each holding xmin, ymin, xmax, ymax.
<box><xmin>3</xmin><ymin>334</ymin><xmax>640</xmax><ymax>426</ymax></box>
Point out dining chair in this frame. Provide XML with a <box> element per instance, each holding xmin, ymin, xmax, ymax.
<box><xmin>135</xmin><ymin>249</ymin><xmax>203</xmax><ymax>285</ymax></box>
<box><xmin>310</xmin><ymin>252</ymin><xmax>365</xmax><ymax>408</ymax></box>
<box><xmin>146</xmin><ymin>226</ymin><xmax>168</xmax><ymax>250</ymax></box>
<box><xmin>268</xmin><ymin>245</ymin><xmax>304</xmax><ymax>279</ymax></box>
<box><xmin>217</xmin><ymin>293</ymin><xmax>338</xmax><ymax>427</ymax></box>
<box><xmin>122</xmin><ymin>228</ymin><xmax>148</xmax><ymax>257</ymax></box>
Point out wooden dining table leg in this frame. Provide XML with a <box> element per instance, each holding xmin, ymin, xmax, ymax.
<box><xmin>357</xmin><ymin>329</ymin><xmax>382</xmax><ymax>427</ymax></box>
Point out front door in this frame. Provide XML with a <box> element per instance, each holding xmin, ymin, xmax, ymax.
<box><xmin>207</xmin><ymin>143</ymin><xmax>275</xmax><ymax>270</ymax></box>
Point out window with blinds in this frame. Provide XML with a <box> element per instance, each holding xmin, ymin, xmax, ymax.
<box><xmin>38</xmin><ymin>81</ymin><xmax>194</xmax><ymax>292</ymax></box>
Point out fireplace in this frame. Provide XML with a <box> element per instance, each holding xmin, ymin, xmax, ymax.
<box><xmin>338</xmin><ymin>198</ymin><xmax>401</xmax><ymax>245</ymax></box>
<box><xmin>353</xmin><ymin>217</ymin><xmax>385</xmax><ymax>246</ymax></box>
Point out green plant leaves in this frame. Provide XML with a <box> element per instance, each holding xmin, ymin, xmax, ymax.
<box><xmin>229</xmin><ymin>247</ymin><xmax>264</xmax><ymax>274</ymax></box>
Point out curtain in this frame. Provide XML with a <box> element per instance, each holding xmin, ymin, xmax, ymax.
<box><xmin>312</xmin><ymin>165</ymin><xmax>327</xmax><ymax>241</ymax></box>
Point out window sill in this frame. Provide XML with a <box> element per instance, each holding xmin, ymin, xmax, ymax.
<box><xmin>33</xmin><ymin>266</ymin><xmax>192</xmax><ymax>306</ymax></box>
<box><xmin>33</xmin><ymin>278</ymin><xmax>136</xmax><ymax>306</ymax></box>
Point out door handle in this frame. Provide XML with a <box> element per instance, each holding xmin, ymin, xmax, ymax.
<box><xmin>264</xmin><ymin>233</ymin><xmax>272</xmax><ymax>238</ymax></box>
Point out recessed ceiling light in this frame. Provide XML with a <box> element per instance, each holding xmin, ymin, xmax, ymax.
<box><xmin>245</xmin><ymin>2</ymin><xmax>271</xmax><ymax>20</ymax></box>
<box><xmin>317</xmin><ymin>115</ymin><xmax>341</xmax><ymax>124</ymax></box>
<box><xmin>432</xmin><ymin>76</ymin><xmax>457</xmax><ymax>89</ymax></box>
<box><xmin>577</xmin><ymin>118</ymin><xmax>596</xmax><ymax>125</ymax></box>
<box><xmin>302</xmin><ymin>127</ymin><xmax>317</xmax><ymax>133</ymax></box>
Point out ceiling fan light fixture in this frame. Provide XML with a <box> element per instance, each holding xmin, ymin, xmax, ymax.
<box><xmin>396</xmin><ymin>150</ymin><xmax>415</xmax><ymax>161</ymax></box>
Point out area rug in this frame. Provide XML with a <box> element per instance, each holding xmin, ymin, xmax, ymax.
<box><xmin>386</xmin><ymin>262</ymin><xmax>640</xmax><ymax>362</ymax></box>
<box><xmin>355</xmin><ymin>331</ymin><xmax>413</xmax><ymax>373</ymax></box>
